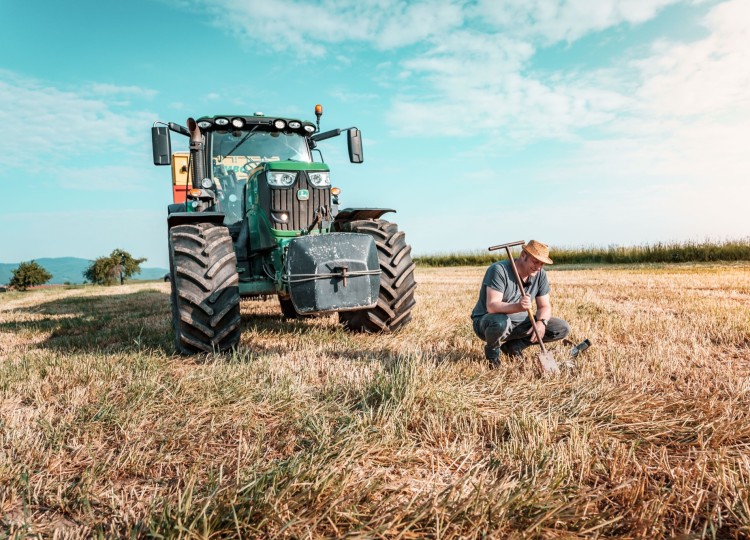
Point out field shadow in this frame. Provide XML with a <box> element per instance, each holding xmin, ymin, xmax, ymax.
<box><xmin>3</xmin><ymin>289</ymin><xmax>424</xmax><ymax>365</ymax></box>
<box><xmin>234</xmin><ymin>304</ymin><xmax>401</xmax><ymax>362</ymax></box>
<box><xmin>1</xmin><ymin>288</ymin><xmax>174</xmax><ymax>355</ymax></box>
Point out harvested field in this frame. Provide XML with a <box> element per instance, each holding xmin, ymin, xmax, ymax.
<box><xmin>1</xmin><ymin>264</ymin><xmax>749</xmax><ymax>538</ymax></box>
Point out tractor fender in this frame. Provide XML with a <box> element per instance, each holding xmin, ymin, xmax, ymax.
<box><xmin>167</xmin><ymin>210</ymin><xmax>225</xmax><ymax>228</ymax></box>
<box><xmin>334</xmin><ymin>208</ymin><xmax>396</xmax><ymax>226</ymax></box>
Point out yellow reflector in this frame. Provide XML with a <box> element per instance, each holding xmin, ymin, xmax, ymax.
<box><xmin>331</xmin><ymin>187</ymin><xmax>341</xmax><ymax>196</ymax></box>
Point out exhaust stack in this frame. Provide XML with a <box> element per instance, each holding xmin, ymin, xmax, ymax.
<box><xmin>187</xmin><ymin>118</ymin><xmax>205</xmax><ymax>189</ymax></box>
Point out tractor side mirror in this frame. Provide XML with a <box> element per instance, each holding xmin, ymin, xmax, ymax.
<box><xmin>152</xmin><ymin>126</ymin><xmax>172</xmax><ymax>166</ymax></box>
<box><xmin>347</xmin><ymin>128</ymin><xmax>363</xmax><ymax>163</ymax></box>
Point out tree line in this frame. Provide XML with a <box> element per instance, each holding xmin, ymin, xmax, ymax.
<box><xmin>6</xmin><ymin>250</ymin><xmax>147</xmax><ymax>290</ymax></box>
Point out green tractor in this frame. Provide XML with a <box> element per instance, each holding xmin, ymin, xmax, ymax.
<box><xmin>151</xmin><ymin>105</ymin><xmax>416</xmax><ymax>354</ymax></box>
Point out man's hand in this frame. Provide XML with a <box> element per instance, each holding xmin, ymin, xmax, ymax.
<box><xmin>527</xmin><ymin>320</ymin><xmax>546</xmax><ymax>343</ymax></box>
<box><xmin>518</xmin><ymin>294</ymin><xmax>532</xmax><ymax>312</ymax></box>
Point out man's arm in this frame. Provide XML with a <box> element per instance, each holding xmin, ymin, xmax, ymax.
<box><xmin>527</xmin><ymin>294</ymin><xmax>552</xmax><ymax>343</ymax></box>
<box><xmin>486</xmin><ymin>286</ymin><xmax>531</xmax><ymax>314</ymax></box>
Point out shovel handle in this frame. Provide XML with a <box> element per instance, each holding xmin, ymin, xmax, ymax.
<box><xmin>489</xmin><ymin>240</ymin><xmax>525</xmax><ymax>252</ymax></box>
<box><xmin>504</xmin><ymin>246</ymin><xmax>547</xmax><ymax>353</ymax></box>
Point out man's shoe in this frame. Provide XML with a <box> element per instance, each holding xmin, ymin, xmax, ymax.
<box><xmin>500</xmin><ymin>341</ymin><xmax>524</xmax><ymax>359</ymax></box>
<box><xmin>484</xmin><ymin>345</ymin><xmax>500</xmax><ymax>361</ymax></box>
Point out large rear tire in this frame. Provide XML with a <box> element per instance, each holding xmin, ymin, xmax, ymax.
<box><xmin>168</xmin><ymin>222</ymin><xmax>241</xmax><ymax>354</ymax></box>
<box><xmin>338</xmin><ymin>219</ymin><xmax>417</xmax><ymax>332</ymax></box>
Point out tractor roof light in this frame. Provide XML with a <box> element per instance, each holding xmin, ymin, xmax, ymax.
<box><xmin>215</xmin><ymin>117</ymin><xmax>229</xmax><ymax>126</ymax></box>
<box><xmin>273</xmin><ymin>119</ymin><xmax>286</xmax><ymax>129</ymax></box>
<box><xmin>231</xmin><ymin>118</ymin><xmax>245</xmax><ymax>128</ymax></box>
<box><xmin>303</xmin><ymin>124</ymin><xmax>315</xmax><ymax>133</ymax></box>
<box><xmin>288</xmin><ymin>121</ymin><xmax>301</xmax><ymax>129</ymax></box>
<box><xmin>315</xmin><ymin>104</ymin><xmax>323</xmax><ymax>132</ymax></box>
<box><xmin>197</xmin><ymin>120</ymin><xmax>212</xmax><ymax>129</ymax></box>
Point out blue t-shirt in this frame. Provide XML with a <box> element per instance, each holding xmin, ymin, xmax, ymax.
<box><xmin>471</xmin><ymin>260</ymin><xmax>550</xmax><ymax>322</ymax></box>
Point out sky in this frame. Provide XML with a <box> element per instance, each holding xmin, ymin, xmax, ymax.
<box><xmin>1</xmin><ymin>0</ymin><xmax>748</xmax><ymax>269</ymax></box>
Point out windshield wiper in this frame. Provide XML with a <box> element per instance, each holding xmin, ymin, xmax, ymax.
<box><xmin>224</xmin><ymin>127</ymin><xmax>258</xmax><ymax>159</ymax></box>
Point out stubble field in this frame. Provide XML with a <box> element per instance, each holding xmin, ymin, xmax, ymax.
<box><xmin>1</xmin><ymin>264</ymin><xmax>749</xmax><ymax>538</ymax></box>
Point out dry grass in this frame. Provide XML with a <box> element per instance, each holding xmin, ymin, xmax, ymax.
<box><xmin>1</xmin><ymin>264</ymin><xmax>749</xmax><ymax>539</ymax></box>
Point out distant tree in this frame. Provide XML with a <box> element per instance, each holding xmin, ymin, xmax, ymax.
<box><xmin>83</xmin><ymin>249</ymin><xmax>147</xmax><ymax>286</ymax></box>
<box><xmin>10</xmin><ymin>261</ymin><xmax>52</xmax><ymax>291</ymax></box>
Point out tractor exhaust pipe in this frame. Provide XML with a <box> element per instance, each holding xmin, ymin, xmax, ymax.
<box><xmin>187</xmin><ymin>118</ymin><xmax>205</xmax><ymax>189</ymax></box>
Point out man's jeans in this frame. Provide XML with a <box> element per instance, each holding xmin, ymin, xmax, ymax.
<box><xmin>472</xmin><ymin>313</ymin><xmax>570</xmax><ymax>359</ymax></box>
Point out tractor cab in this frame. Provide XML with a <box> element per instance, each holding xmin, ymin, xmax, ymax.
<box><xmin>201</xmin><ymin>116</ymin><xmax>316</xmax><ymax>225</ymax></box>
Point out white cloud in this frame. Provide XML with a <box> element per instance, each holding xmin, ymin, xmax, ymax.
<box><xmin>88</xmin><ymin>83</ymin><xmax>158</xmax><ymax>98</ymax></box>
<box><xmin>632</xmin><ymin>0</ymin><xmax>750</xmax><ymax>118</ymax></box>
<box><xmin>0</xmin><ymin>71</ymin><xmax>157</xmax><ymax>169</ymax></box>
<box><xmin>473</xmin><ymin>0</ymin><xmax>682</xmax><ymax>43</ymax></box>
<box><xmin>387</xmin><ymin>30</ymin><xmax>628</xmax><ymax>141</ymax></box>
<box><xmin>187</xmin><ymin>0</ymin><xmax>679</xmax><ymax>55</ymax></box>
<box><xmin>185</xmin><ymin>0</ymin><xmax>465</xmax><ymax>55</ymax></box>
<box><xmin>389</xmin><ymin>0</ymin><xmax>749</xmax><ymax>153</ymax></box>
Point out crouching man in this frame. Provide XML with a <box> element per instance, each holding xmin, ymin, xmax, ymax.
<box><xmin>471</xmin><ymin>240</ymin><xmax>570</xmax><ymax>368</ymax></box>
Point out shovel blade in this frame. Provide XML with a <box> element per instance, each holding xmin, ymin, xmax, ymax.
<box><xmin>537</xmin><ymin>351</ymin><xmax>560</xmax><ymax>375</ymax></box>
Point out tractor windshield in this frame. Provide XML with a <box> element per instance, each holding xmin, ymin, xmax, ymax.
<box><xmin>211</xmin><ymin>130</ymin><xmax>312</xmax><ymax>179</ymax></box>
<box><xmin>210</xmin><ymin>129</ymin><xmax>312</xmax><ymax>225</ymax></box>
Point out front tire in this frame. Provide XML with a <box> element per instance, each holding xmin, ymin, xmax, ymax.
<box><xmin>338</xmin><ymin>219</ymin><xmax>417</xmax><ymax>332</ymax></box>
<box><xmin>168</xmin><ymin>222</ymin><xmax>241</xmax><ymax>354</ymax></box>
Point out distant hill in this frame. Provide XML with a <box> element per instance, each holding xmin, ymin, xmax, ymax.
<box><xmin>0</xmin><ymin>257</ymin><xmax>168</xmax><ymax>285</ymax></box>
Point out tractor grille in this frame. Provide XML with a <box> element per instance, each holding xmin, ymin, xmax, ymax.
<box><xmin>270</xmin><ymin>172</ymin><xmax>331</xmax><ymax>231</ymax></box>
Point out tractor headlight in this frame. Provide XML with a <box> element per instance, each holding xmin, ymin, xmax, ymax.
<box><xmin>308</xmin><ymin>172</ymin><xmax>330</xmax><ymax>187</ymax></box>
<box><xmin>267</xmin><ymin>171</ymin><xmax>296</xmax><ymax>187</ymax></box>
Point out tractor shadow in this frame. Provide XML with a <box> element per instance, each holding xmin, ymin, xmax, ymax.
<box><xmin>2</xmin><ymin>290</ymin><xmax>412</xmax><ymax>364</ymax></box>
<box><xmin>1</xmin><ymin>288</ymin><xmax>175</xmax><ymax>356</ymax></box>
<box><xmin>236</xmin><ymin>302</ymin><xmax>419</xmax><ymax>364</ymax></box>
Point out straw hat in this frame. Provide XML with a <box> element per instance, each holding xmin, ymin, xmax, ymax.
<box><xmin>522</xmin><ymin>240</ymin><xmax>553</xmax><ymax>264</ymax></box>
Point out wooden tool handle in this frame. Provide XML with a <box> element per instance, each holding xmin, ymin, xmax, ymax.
<box><xmin>504</xmin><ymin>246</ymin><xmax>547</xmax><ymax>352</ymax></box>
<box><xmin>489</xmin><ymin>240</ymin><xmax>525</xmax><ymax>252</ymax></box>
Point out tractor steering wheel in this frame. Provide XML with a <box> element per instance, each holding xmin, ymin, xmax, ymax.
<box><xmin>241</xmin><ymin>160</ymin><xmax>261</xmax><ymax>174</ymax></box>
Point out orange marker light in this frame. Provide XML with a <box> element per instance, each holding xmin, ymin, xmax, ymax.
<box><xmin>189</xmin><ymin>188</ymin><xmax>202</xmax><ymax>197</ymax></box>
<box><xmin>331</xmin><ymin>187</ymin><xmax>341</xmax><ymax>196</ymax></box>
<box><xmin>315</xmin><ymin>104</ymin><xmax>323</xmax><ymax>116</ymax></box>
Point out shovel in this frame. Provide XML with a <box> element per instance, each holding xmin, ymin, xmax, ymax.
<box><xmin>488</xmin><ymin>240</ymin><xmax>560</xmax><ymax>375</ymax></box>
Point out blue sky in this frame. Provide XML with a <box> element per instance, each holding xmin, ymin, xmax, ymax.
<box><xmin>1</xmin><ymin>0</ymin><xmax>748</xmax><ymax>269</ymax></box>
